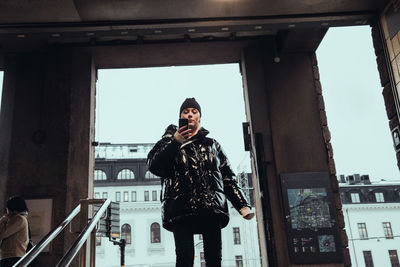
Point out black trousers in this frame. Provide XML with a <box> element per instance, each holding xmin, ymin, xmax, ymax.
<box><xmin>0</xmin><ymin>257</ymin><xmax>20</xmax><ymax>267</ymax></box>
<box><xmin>173</xmin><ymin>219</ymin><xmax>222</xmax><ymax>267</ymax></box>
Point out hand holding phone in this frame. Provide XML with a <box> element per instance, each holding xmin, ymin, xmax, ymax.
<box><xmin>178</xmin><ymin>118</ymin><xmax>191</xmax><ymax>139</ymax></box>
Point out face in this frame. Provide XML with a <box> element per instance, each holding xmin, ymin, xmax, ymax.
<box><xmin>180</xmin><ymin>108</ymin><xmax>201</xmax><ymax>130</ymax></box>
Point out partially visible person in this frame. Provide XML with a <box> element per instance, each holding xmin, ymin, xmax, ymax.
<box><xmin>0</xmin><ymin>196</ymin><xmax>29</xmax><ymax>267</ymax></box>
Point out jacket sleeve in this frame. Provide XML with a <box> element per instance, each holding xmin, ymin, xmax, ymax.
<box><xmin>147</xmin><ymin>124</ymin><xmax>180</xmax><ymax>177</ymax></box>
<box><xmin>215</xmin><ymin>141</ymin><xmax>251</xmax><ymax>212</ymax></box>
<box><xmin>0</xmin><ymin>215</ymin><xmax>26</xmax><ymax>240</ymax></box>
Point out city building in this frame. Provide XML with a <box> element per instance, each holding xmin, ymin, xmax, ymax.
<box><xmin>339</xmin><ymin>174</ymin><xmax>400</xmax><ymax>267</ymax></box>
<box><xmin>94</xmin><ymin>143</ymin><xmax>260</xmax><ymax>267</ymax></box>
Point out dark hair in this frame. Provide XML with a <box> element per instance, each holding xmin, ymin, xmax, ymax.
<box><xmin>6</xmin><ymin>196</ymin><xmax>29</xmax><ymax>213</ymax></box>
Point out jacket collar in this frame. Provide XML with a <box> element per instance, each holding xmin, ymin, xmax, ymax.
<box><xmin>193</xmin><ymin>127</ymin><xmax>209</xmax><ymax>139</ymax></box>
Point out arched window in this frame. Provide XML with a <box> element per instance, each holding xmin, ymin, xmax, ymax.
<box><xmin>117</xmin><ymin>169</ymin><xmax>135</xmax><ymax>180</ymax></box>
<box><xmin>94</xmin><ymin>170</ymin><xmax>107</xmax><ymax>181</ymax></box>
<box><xmin>121</xmin><ymin>224</ymin><xmax>131</xmax><ymax>244</ymax></box>
<box><xmin>150</xmin><ymin>223</ymin><xmax>161</xmax><ymax>243</ymax></box>
<box><xmin>145</xmin><ymin>171</ymin><xmax>159</xmax><ymax>179</ymax></box>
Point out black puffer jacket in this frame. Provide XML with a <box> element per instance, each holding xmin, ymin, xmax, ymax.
<box><xmin>147</xmin><ymin>124</ymin><xmax>250</xmax><ymax>232</ymax></box>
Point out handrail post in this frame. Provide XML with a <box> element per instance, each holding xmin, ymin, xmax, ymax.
<box><xmin>79</xmin><ymin>199</ymin><xmax>89</xmax><ymax>267</ymax></box>
<box><xmin>90</xmin><ymin>228</ymin><xmax>96</xmax><ymax>267</ymax></box>
<box><xmin>56</xmin><ymin>199</ymin><xmax>111</xmax><ymax>267</ymax></box>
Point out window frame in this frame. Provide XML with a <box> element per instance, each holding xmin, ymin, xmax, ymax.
<box><xmin>144</xmin><ymin>191</ymin><xmax>149</xmax><ymax>201</ymax></box>
<box><xmin>123</xmin><ymin>191</ymin><xmax>129</xmax><ymax>202</ymax></box>
<box><xmin>375</xmin><ymin>192</ymin><xmax>385</xmax><ymax>202</ymax></box>
<box><xmin>94</xmin><ymin>169</ymin><xmax>107</xmax><ymax>181</ymax></box>
<box><xmin>363</xmin><ymin>251</ymin><xmax>374</xmax><ymax>267</ymax></box>
<box><xmin>117</xmin><ymin>168</ymin><xmax>135</xmax><ymax>180</ymax></box>
<box><xmin>350</xmin><ymin>192</ymin><xmax>360</xmax><ymax>203</ymax></box>
<box><xmin>233</xmin><ymin>227</ymin><xmax>241</xmax><ymax>245</ymax></box>
<box><xmin>200</xmin><ymin>252</ymin><xmax>206</xmax><ymax>267</ymax></box>
<box><xmin>121</xmin><ymin>224</ymin><xmax>132</xmax><ymax>245</ymax></box>
<box><xmin>389</xmin><ymin>250</ymin><xmax>400</xmax><ymax>267</ymax></box>
<box><xmin>96</xmin><ymin>236</ymin><xmax>102</xmax><ymax>246</ymax></box>
<box><xmin>131</xmin><ymin>191</ymin><xmax>137</xmax><ymax>202</ymax></box>
<box><xmin>150</xmin><ymin>222</ymin><xmax>161</xmax><ymax>243</ymax></box>
<box><xmin>383</xmin><ymin>222</ymin><xmax>394</xmax><ymax>239</ymax></box>
<box><xmin>116</xmin><ymin>192</ymin><xmax>121</xmax><ymax>202</ymax></box>
<box><xmin>152</xmin><ymin>190</ymin><xmax>157</xmax><ymax>201</ymax></box>
<box><xmin>145</xmin><ymin>171</ymin><xmax>158</xmax><ymax>179</ymax></box>
<box><xmin>357</xmin><ymin>223</ymin><xmax>368</xmax><ymax>240</ymax></box>
<box><xmin>235</xmin><ymin>255</ymin><xmax>243</xmax><ymax>267</ymax></box>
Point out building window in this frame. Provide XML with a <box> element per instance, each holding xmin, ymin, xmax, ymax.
<box><xmin>123</xmin><ymin>191</ymin><xmax>129</xmax><ymax>202</ymax></box>
<box><xmin>116</xmin><ymin>192</ymin><xmax>121</xmax><ymax>202</ymax></box>
<box><xmin>200</xmin><ymin>252</ymin><xmax>205</xmax><ymax>267</ymax></box>
<box><xmin>389</xmin><ymin>250</ymin><xmax>400</xmax><ymax>267</ymax></box>
<box><xmin>235</xmin><ymin>256</ymin><xmax>243</xmax><ymax>267</ymax></box>
<box><xmin>102</xmin><ymin>192</ymin><xmax>108</xmax><ymax>199</ymax></box>
<box><xmin>131</xmin><ymin>191</ymin><xmax>137</xmax><ymax>202</ymax></box>
<box><xmin>363</xmin><ymin>251</ymin><xmax>374</xmax><ymax>267</ymax></box>
<box><xmin>198</xmin><ymin>234</ymin><xmax>203</xmax><ymax>240</ymax></box>
<box><xmin>145</xmin><ymin>171</ymin><xmax>159</xmax><ymax>179</ymax></box>
<box><xmin>94</xmin><ymin>170</ymin><xmax>107</xmax><ymax>181</ymax></box>
<box><xmin>358</xmin><ymin>223</ymin><xmax>368</xmax><ymax>239</ymax></box>
<box><xmin>375</xmin><ymin>192</ymin><xmax>385</xmax><ymax>202</ymax></box>
<box><xmin>94</xmin><ymin>192</ymin><xmax>100</xmax><ymax>199</ymax></box>
<box><xmin>96</xmin><ymin>236</ymin><xmax>102</xmax><ymax>246</ymax></box>
<box><xmin>117</xmin><ymin>169</ymin><xmax>135</xmax><ymax>180</ymax></box>
<box><xmin>151</xmin><ymin>223</ymin><xmax>161</xmax><ymax>243</ymax></box>
<box><xmin>233</xmin><ymin>227</ymin><xmax>241</xmax><ymax>245</ymax></box>
<box><xmin>383</xmin><ymin>222</ymin><xmax>394</xmax><ymax>239</ymax></box>
<box><xmin>152</xmin><ymin>190</ymin><xmax>157</xmax><ymax>201</ymax></box>
<box><xmin>350</xmin><ymin>192</ymin><xmax>360</xmax><ymax>203</ymax></box>
<box><xmin>144</xmin><ymin>191</ymin><xmax>149</xmax><ymax>201</ymax></box>
<box><xmin>121</xmin><ymin>224</ymin><xmax>132</xmax><ymax>244</ymax></box>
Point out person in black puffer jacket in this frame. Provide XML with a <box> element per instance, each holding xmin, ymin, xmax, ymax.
<box><xmin>147</xmin><ymin>97</ymin><xmax>254</xmax><ymax>267</ymax></box>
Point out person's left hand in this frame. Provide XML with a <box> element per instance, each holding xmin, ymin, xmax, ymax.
<box><xmin>240</xmin><ymin>207</ymin><xmax>255</xmax><ymax>220</ymax></box>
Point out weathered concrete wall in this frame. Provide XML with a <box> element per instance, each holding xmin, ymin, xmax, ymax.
<box><xmin>0</xmin><ymin>48</ymin><xmax>95</xmax><ymax>266</ymax></box>
<box><xmin>242</xmin><ymin>40</ymin><xmax>348</xmax><ymax>267</ymax></box>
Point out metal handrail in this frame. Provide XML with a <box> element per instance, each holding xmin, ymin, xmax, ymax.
<box><xmin>14</xmin><ymin>204</ymin><xmax>82</xmax><ymax>267</ymax></box>
<box><xmin>56</xmin><ymin>198</ymin><xmax>111</xmax><ymax>267</ymax></box>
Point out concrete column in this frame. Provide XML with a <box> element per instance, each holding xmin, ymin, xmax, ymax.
<box><xmin>376</xmin><ymin>5</ymin><xmax>400</xmax><ymax>171</ymax></box>
<box><xmin>241</xmin><ymin>40</ymin><xmax>346</xmax><ymax>267</ymax></box>
<box><xmin>0</xmin><ymin>48</ymin><xmax>95</xmax><ymax>266</ymax></box>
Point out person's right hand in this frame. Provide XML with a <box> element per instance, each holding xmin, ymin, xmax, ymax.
<box><xmin>174</xmin><ymin>126</ymin><xmax>192</xmax><ymax>144</ymax></box>
<box><xmin>178</xmin><ymin>126</ymin><xmax>191</xmax><ymax>139</ymax></box>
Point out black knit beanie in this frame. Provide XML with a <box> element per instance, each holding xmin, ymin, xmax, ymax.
<box><xmin>179</xmin><ymin>97</ymin><xmax>201</xmax><ymax>117</ymax></box>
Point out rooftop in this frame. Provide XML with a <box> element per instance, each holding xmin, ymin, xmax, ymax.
<box><xmin>95</xmin><ymin>143</ymin><xmax>154</xmax><ymax>160</ymax></box>
<box><xmin>338</xmin><ymin>174</ymin><xmax>400</xmax><ymax>187</ymax></box>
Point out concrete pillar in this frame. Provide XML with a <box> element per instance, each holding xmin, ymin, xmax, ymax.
<box><xmin>376</xmin><ymin>4</ymin><xmax>400</xmax><ymax>171</ymax></box>
<box><xmin>0</xmin><ymin>48</ymin><xmax>95</xmax><ymax>266</ymax></box>
<box><xmin>241</xmin><ymin>40</ymin><xmax>346</xmax><ymax>267</ymax></box>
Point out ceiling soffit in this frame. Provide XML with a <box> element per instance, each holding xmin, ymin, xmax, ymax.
<box><xmin>0</xmin><ymin>13</ymin><xmax>372</xmax><ymax>45</ymax></box>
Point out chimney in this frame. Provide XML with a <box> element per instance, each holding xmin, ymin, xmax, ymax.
<box><xmin>346</xmin><ymin>175</ymin><xmax>355</xmax><ymax>185</ymax></box>
<box><xmin>361</xmin><ymin>175</ymin><xmax>371</xmax><ymax>185</ymax></box>
<box><xmin>354</xmin><ymin>174</ymin><xmax>361</xmax><ymax>184</ymax></box>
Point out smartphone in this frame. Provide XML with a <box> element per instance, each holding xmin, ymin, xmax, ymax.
<box><xmin>179</xmin><ymin>118</ymin><xmax>189</xmax><ymax>130</ymax></box>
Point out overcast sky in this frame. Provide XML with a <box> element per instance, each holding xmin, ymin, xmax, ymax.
<box><xmin>316</xmin><ymin>26</ymin><xmax>399</xmax><ymax>181</ymax></box>
<box><xmin>0</xmin><ymin>25</ymin><xmax>399</xmax><ymax>181</ymax></box>
<box><xmin>95</xmin><ymin>63</ymin><xmax>251</xmax><ymax>174</ymax></box>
